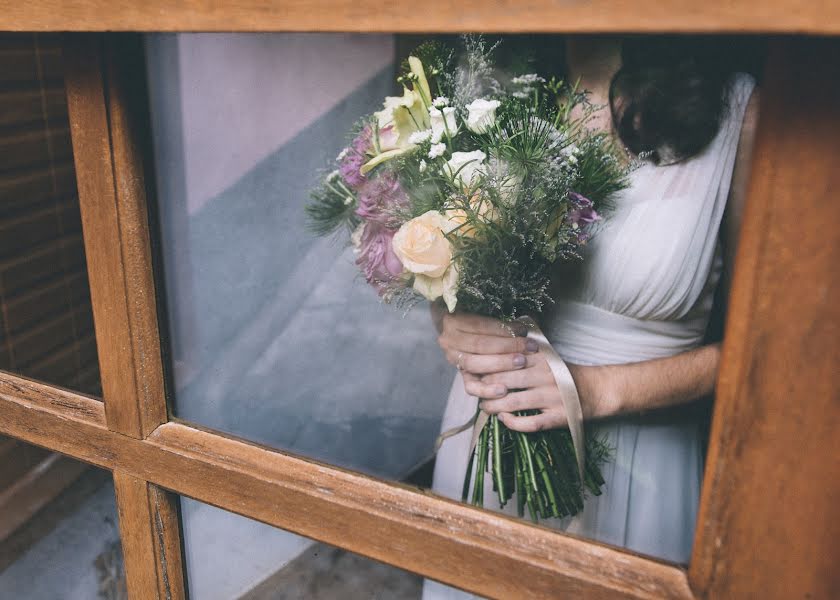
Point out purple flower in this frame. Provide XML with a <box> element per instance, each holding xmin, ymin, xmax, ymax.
<box><xmin>355</xmin><ymin>170</ymin><xmax>409</xmax><ymax>228</ymax></box>
<box><xmin>338</xmin><ymin>127</ymin><xmax>372</xmax><ymax>189</ymax></box>
<box><xmin>568</xmin><ymin>192</ymin><xmax>601</xmax><ymax>243</ymax></box>
<box><xmin>354</xmin><ymin>223</ymin><xmax>404</xmax><ymax>293</ymax></box>
<box><xmin>568</xmin><ymin>192</ymin><xmax>601</xmax><ymax>226</ymax></box>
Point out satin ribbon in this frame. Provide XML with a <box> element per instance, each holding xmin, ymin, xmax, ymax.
<box><xmin>435</xmin><ymin>317</ymin><xmax>586</xmax><ymax>482</ymax></box>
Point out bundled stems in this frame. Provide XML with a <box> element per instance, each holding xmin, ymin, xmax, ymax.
<box><xmin>463</xmin><ymin>408</ymin><xmax>609</xmax><ymax>522</ymax></box>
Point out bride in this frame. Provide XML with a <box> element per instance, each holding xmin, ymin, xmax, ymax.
<box><xmin>424</xmin><ymin>34</ymin><xmax>759</xmax><ymax>598</ymax></box>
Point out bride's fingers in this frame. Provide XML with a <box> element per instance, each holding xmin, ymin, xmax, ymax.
<box><xmin>461</xmin><ymin>372</ymin><xmax>507</xmax><ymax>399</ymax></box>
<box><xmin>438</xmin><ymin>331</ymin><xmax>538</xmax><ymax>356</ymax></box>
<box><xmin>499</xmin><ymin>410</ymin><xmax>567</xmax><ymax>433</ymax></box>
<box><xmin>446</xmin><ymin>350</ymin><xmax>528</xmax><ymax>375</ymax></box>
<box><xmin>482</xmin><ymin>363</ymin><xmax>553</xmax><ymax>389</ymax></box>
<box><xmin>479</xmin><ymin>389</ymin><xmax>553</xmax><ymax>414</ymax></box>
<box><xmin>444</xmin><ymin>312</ymin><xmax>528</xmax><ymax>337</ymax></box>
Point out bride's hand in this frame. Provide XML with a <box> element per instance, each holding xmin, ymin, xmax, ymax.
<box><xmin>433</xmin><ymin>305</ymin><xmax>539</xmax><ymax>383</ymax></box>
<box><xmin>478</xmin><ymin>356</ymin><xmax>618</xmax><ymax>432</ymax></box>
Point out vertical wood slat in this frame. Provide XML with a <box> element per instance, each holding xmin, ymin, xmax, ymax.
<box><xmin>113</xmin><ymin>471</ymin><xmax>186</xmax><ymax>600</ymax></box>
<box><xmin>62</xmin><ymin>33</ymin><xmax>166</xmax><ymax>438</ymax></box>
<box><xmin>690</xmin><ymin>37</ymin><xmax>840</xmax><ymax>599</ymax></box>
<box><xmin>63</xmin><ymin>34</ymin><xmax>186</xmax><ymax>600</ymax></box>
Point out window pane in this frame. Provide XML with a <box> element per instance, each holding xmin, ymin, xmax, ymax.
<box><xmin>0</xmin><ymin>464</ymin><xmax>122</xmax><ymax>599</ymax></box>
<box><xmin>0</xmin><ymin>33</ymin><xmax>101</xmax><ymax>398</ymax></box>
<box><xmin>146</xmin><ymin>32</ymin><xmax>449</xmax><ymax>480</ymax></box>
<box><xmin>146</xmin><ymin>32</ymin><xmax>763</xmax><ymax>567</ymax></box>
<box><xmin>179</xmin><ymin>496</ymin><xmax>421</xmax><ymax>599</ymax></box>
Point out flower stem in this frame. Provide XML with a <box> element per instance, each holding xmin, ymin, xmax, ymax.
<box><xmin>492</xmin><ymin>415</ymin><xmax>507</xmax><ymax>504</ymax></box>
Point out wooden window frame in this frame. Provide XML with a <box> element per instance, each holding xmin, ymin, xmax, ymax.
<box><xmin>0</xmin><ymin>9</ymin><xmax>838</xmax><ymax>600</ymax></box>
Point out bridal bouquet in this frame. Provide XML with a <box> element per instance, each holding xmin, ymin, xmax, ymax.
<box><xmin>308</xmin><ymin>38</ymin><xmax>629</xmax><ymax>521</ymax></box>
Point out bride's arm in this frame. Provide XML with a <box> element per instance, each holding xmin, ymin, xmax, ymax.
<box><xmin>440</xmin><ymin>88</ymin><xmax>761</xmax><ymax>433</ymax></box>
<box><xmin>476</xmin><ymin>343</ymin><xmax>720</xmax><ymax>432</ymax></box>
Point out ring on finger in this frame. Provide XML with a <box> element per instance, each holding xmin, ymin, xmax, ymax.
<box><xmin>456</xmin><ymin>352</ymin><xmax>465</xmax><ymax>370</ymax></box>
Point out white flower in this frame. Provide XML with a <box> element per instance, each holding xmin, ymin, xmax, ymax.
<box><xmin>511</xmin><ymin>74</ymin><xmax>545</xmax><ymax>86</ymax></box>
<box><xmin>512</xmin><ymin>91</ymin><xmax>530</xmax><ymax>99</ymax></box>
<box><xmin>336</xmin><ymin>148</ymin><xmax>349</xmax><ymax>161</ymax></box>
<box><xmin>327</xmin><ymin>169</ymin><xmax>340</xmax><ymax>181</ymax></box>
<box><xmin>374</xmin><ymin>95</ymin><xmax>405</xmax><ymax>130</ymax></box>
<box><xmin>432</xmin><ymin>96</ymin><xmax>450</xmax><ymax>109</ymax></box>
<box><xmin>419</xmin><ymin>159</ymin><xmax>427</xmax><ymax>172</ymax></box>
<box><xmin>429</xmin><ymin>106</ymin><xmax>458</xmax><ymax>143</ymax></box>
<box><xmin>428</xmin><ymin>143</ymin><xmax>447</xmax><ymax>159</ymax></box>
<box><xmin>465</xmin><ymin>99</ymin><xmax>501</xmax><ymax>134</ymax></box>
<box><xmin>408</xmin><ymin>129</ymin><xmax>432</xmax><ymax>145</ymax></box>
<box><xmin>445</xmin><ymin>150</ymin><xmax>486</xmax><ymax>189</ymax></box>
<box><xmin>560</xmin><ymin>141</ymin><xmax>580</xmax><ymax>165</ymax></box>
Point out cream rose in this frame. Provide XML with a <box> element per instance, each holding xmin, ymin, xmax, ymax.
<box><xmin>445</xmin><ymin>193</ymin><xmax>498</xmax><ymax>238</ymax></box>
<box><xmin>392</xmin><ymin>210</ymin><xmax>453</xmax><ymax>278</ymax></box>
<box><xmin>465</xmin><ymin>98</ymin><xmax>501</xmax><ymax>134</ymax></box>
<box><xmin>414</xmin><ymin>263</ymin><xmax>459</xmax><ymax>312</ymax></box>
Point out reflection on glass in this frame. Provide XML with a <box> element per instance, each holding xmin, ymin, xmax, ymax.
<box><xmin>0</xmin><ymin>466</ymin><xmax>123</xmax><ymax>599</ymax></box>
<box><xmin>0</xmin><ymin>33</ymin><xmax>100</xmax><ymax>397</ymax></box>
<box><xmin>146</xmin><ymin>33</ymin><xmax>450</xmax><ymax>480</ymax></box>
<box><xmin>179</xmin><ymin>496</ymin><xmax>420</xmax><ymax>600</ymax></box>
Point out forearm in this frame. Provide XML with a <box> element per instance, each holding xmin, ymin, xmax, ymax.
<box><xmin>571</xmin><ymin>343</ymin><xmax>721</xmax><ymax>419</ymax></box>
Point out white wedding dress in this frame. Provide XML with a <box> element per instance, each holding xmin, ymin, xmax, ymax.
<box><xmin>423</xmin><ymin>72</ymin><xmax>756</xmax><ymax>599</ymax></box>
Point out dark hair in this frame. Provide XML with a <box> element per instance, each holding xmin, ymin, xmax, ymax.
<box><xmin>461</xmin><ymin>35</ymin><xmax>764</xmax><ymax>164</ymax></box>
<box><xmin>608</xmin><ymin>36</ymin><xmax>748</xmax><ymax>165</ymax></box>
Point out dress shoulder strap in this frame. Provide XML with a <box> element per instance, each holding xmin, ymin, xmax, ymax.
<box><xmin>724</xmin><ymin>72</ymin><xmax>757</xmax><ymax>134</ymax></box>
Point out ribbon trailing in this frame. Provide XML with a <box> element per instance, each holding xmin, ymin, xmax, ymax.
<box><xmin>435</xmin><ymin>317</ymin><xmax>586</xmax><ymax>482</ymax></box>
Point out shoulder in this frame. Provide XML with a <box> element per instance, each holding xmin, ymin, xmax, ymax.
<box><xmin>729</xmin><ymin>72</ymin><xmax>760</xmax><ymax>121</ymax></box>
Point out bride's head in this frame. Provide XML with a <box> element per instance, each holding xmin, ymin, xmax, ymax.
<box><xmin>512</xmin><ymin>34</ymin><xmax>761</xmax><ymax>165</ymax></box>
<box><xmin>604</xmin><ymin>36</ymin><xmax>747</xmax><ymax>165</ymax></box>
<box><xmin>468</xmin><ymin>34</ymin><xmax>762</xmax><ymax>164</ymax></box>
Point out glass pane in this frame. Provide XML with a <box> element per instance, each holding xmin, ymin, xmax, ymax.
<box><xmin>146</xmin><ymin>32</ymin><xmax>764</xmax><ymax>567</ymax></box>
<box><xmin>0</xmin><ymin>461</ymin><xmax>123</xmax><ymax>599</ymax></box>
<box><xmin>179</xmin><ymin>496</ymin><xmax>421</xmax><ymax>599</ymax></box>
<box><xmin>146</xmin><ymin>33</ymin><xmax>449</xmax><ymax>480</ymax></box>
<box><xmin>0</xmin><ymin>33</ymin><xmax>101</xmax><ymax>398</ymax></box>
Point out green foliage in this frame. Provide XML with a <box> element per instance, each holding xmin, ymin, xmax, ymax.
<box><xmin>306</xmin><ymin>172</ymin><xmax>359</xmax><ymax>236</ymax></box>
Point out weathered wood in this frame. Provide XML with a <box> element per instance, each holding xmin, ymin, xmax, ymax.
<box><xmin>0</xmin><ymin>370</ymin><xmax>104</xmax><ymax>424</ymax></box>
<box><xmin>0</xmin><ymin>0</ymin><xmax>839</xmax><ymax>34</ymax></box>
<box><xmin>0</xmin><ymin>370</ymin><xmax>692</xmax><ymax>600</ymax></box>
<box><xmin>63</xmin><ymin>34</ymin><xmax>167</xmax><ymax>439</ymax></box>
<box><xmin>113</xmin><ymin>471</ymin><xmax>186</xmax><ymax>600</ymax></box>
<box><xmin>62</xmin><ymin>35</ymin><xmax>183</xmax><ymax>600</ymax></box>
<box><xmin>691</xmin><ymin>37</ymin><xmax>840</xmax><ymax>600</ymax></box>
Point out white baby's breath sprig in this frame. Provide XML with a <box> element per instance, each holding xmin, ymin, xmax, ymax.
<box><xmin>428</xmin><ymin>143</ymin><xmax>447</xmax><ymax>159</ymax></box>
<box><xmin>432</xmin><ymin>96</ymin><xmax>450</xmax><ymax>108</ymax></box>
<box><xmin>511</xmin><ymin>74</ymin><xmax>545</xmax><ymax>86</ymax></box>
<box><xmin>408</xmin><ymin>129</ymin><xmax>433</xmax><ymax>145</ymax></box>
